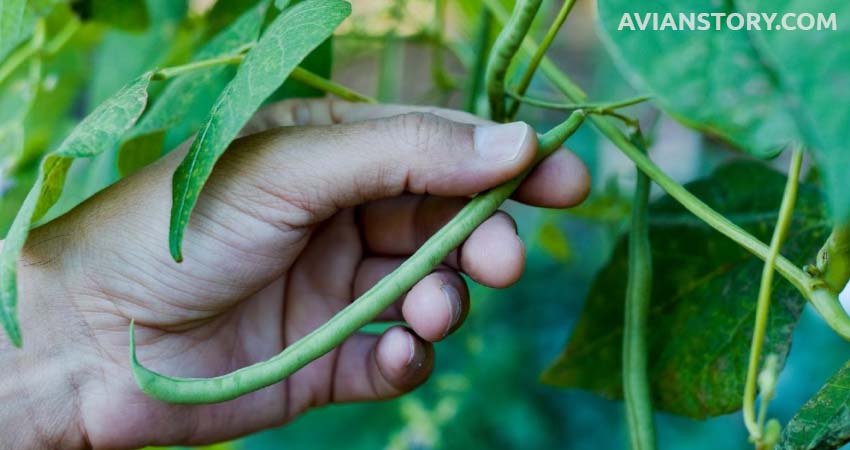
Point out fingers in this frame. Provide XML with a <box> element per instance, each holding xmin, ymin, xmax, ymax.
<box><xmin>360</xmin><ymin>196</ymin><xmax>527</xmax><ymax>287</ymax></box>
<box><xmin>515</xmin><ymin>148</ymin><xmax>591</xmax><ymax>207</ymax></box>
<box><xmin>331</xmin><ymin>327</ymin><xmax>434</xmax><ymax>403</ymax></box>
<box><xmin>240</xmin><ymin>98</ymin><xmax>590</xmax><ymax>220</ymax></box>
<box><xmin>354</xmin><ymin>258</ymin><xmax>469</xmax><ymax>342</ymax></box>
<box><xmin>223</xmin><ymin>111</ymin><xmax>538</xmax><ymax>228</ymax></box>
<box><xmin>245</xmin><ymin>98</ymin><xmax>489</xmax><ymax>129</ymax></box>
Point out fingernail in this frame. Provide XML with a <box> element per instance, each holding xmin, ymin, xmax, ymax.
<box><xmin>474</xmin><ymin>122</ymin><xmax>530</xmax><ymax>162</ymax></box>
<box><xmin>441</xmin><ymin>283</ymin><xmax>462</xmax><ymax>337</ymax></box>
<box><xmin>405</xmin><ymin>332</ymin><xmax>424</xmax><ymax>369</ymax></box>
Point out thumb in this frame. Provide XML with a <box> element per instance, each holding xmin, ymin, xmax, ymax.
<box><xmin>223</xmin><ymin>112</ymin><xmax>538</xmax><ymax>226</ymax></box>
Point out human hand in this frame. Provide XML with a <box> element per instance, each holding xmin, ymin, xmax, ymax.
<box><xmin>2</xmin><ymin>99</ymin><xmax>589</xmax><ymax>449</ymax></box>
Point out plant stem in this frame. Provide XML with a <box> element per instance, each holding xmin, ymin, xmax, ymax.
<box><xmin>150</xmin><ymin>51</ymin><xmax>375</xmax><ymax>104</ymax></box>
<box><xmin>152</xmin><ymin>54</ymin><xmax>245</xmax><ymax>80</ymax></box>
<box><xmin>482</xmin><ymin>0</ymin><xmax>850</xmax><ymax>341</ymax></box>
<box><xmin>131</xmin><ymin>112</ymin><xmax>588</xmax><ymax>404</ymax></box>
<box><xmin>0</xmin><ymin>19</ymin><xmax>45</xmax><ymax>86</ymax></box>
<box><xmin>742</xmin><ymin>147</ymin><xmax>803</xmax><ymax>443</ymax></box>
<box><xmin>430</xmin><ymin>0</ymin><xmax>455</xmax><ymax>91</ymax></box>
<box><xmin>623</xmin><ymin>132</ymin><xmax>657</xmax><ymax>450</ymax></box>
<box><xmin>377</xmin><ymin>0</ymin><xmax>404</xmax><ymax>102</ymax></box>
<box><xmin>289</xmin><ymin>67</ymin><xmax>377</xmax><ymax>104</ymax></box>
<box><xmin>464</xmin><ymin>10</ymin><xmax>492</xmax><ymax>113</ymax></box>
<box><xmin>505</xmin><ymin>0</ymin><xmax>577</xmax><ymax>120</ymax></box>
<box><xmin>508</xmin><ymin>92</ymin><xmax>651</xmax><ymax>112</ymax></box>
<box><xmin>43</xmin><ymin>17</ymin><xmax>81</xmax><ymax>56</ymax></box>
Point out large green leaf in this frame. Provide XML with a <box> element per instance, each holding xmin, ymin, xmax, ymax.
<box><xmin>168</xmin><ymin>0</ymin><xmax>351</xmax><ymax>261</ymax></box>
<box><xmin>541</xmin><ymin>161</ymin><xmax>827</xmax><ymax>418</ymax></box>
<box><xmin>0</xmin><ymin>72</ymin><xmax>152</xmax><ymax>347</ymax></box>
<box><xmin>596</xmin><ymin>0</ymin><xmax>850</xmax><ymax>221</ymax></box>
<box><xmin>780</xmin><ymin>360</ymin><xmax>850</xmax><ymax>450</ymax></box>
<box><xmin>118</xmin><ymin>0</ymin><xmax>269</xmax><ymax>177</ymax></box>
<box><xmin>736</xmin><ymin>0</ymin><xmax>850</xmax><ymax>225</ymax></box>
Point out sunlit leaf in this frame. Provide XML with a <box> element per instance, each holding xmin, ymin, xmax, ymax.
<box><xmin>0</xmin><ymin>72</ymin><xmax>152</xmax><ymax>346</ymax></box>
<box><xmin>0</xmin><ymin>0</ymin><xmax>28</xmax><ymax>60</ymax></box>
<box><xmin>168</xmin><ymin>0</ymin><xmax>351</xmax><ymax>261</ymax></box>
<box><xmin>118</xmin><ymin>0</ymin><xmax>269</xmax><ymax>175</ymax></box>
<box><xmin>596</xmin><ymin>0</ymin><xmax>850</xmax><ymax>221</ymax></box>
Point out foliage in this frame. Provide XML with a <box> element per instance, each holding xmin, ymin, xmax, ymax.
<box><xmin>0</xmin><ymin>0</ymin><xmax>849</xmax><ymax>449</ymax></box>
<box><xmin>542</xmin><ymin>162</ymin><xmax>822</xmax><ymax>418</ymax></box>
<box><xmin>597</xmin><ymin>0</ymin><xmax>850</xmax><ymax>223</ymax></box>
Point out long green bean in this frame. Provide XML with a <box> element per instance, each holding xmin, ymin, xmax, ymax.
<box><xmin>623</xmin><ymin>132</ymin><xmax>657</xmax><ymax>450</ymax></box>
<box><xmin>481</xmin><ymin>0</ymin><xmax>850</xmax><ymax>340</ymax></box>
<box><xmin>505</xmin><ymin>0</ymin><xmax>577</xmax><ymax>120</ymax></box>
<box><xmin>484</xmin><ymin>0</ymin><xmax>542</xmax><ymax>121</ymax></box>
<box><xmin>131</xmin><ymin>111</ymin><xmax>587</xmax><ymax>404</ymax></box>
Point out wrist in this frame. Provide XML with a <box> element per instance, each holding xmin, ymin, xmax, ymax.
<box><xmin>0</xmin><ymin>334</ymin><xmax>89</xmax><ymax>449</ymax></box>
<box><xmin>0</xmin><ymin>240</ymin><xmax>91</xmax><ymax>450</ymax></box>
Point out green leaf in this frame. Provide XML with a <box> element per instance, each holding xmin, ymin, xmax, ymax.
<box><xmin>596</xmin><ymin>1</ymin><xmax>795</xmax><ymax>157</ymax></box>
<box><xmin>123</xmin><ymin>0</ymin><xmax>268</xmax><ymax>152</ymax></box>
<box><xmin>779</xmin><ymin>359</ymin><xmax>850</xmax><ymax>450</ymax></box>
<box><xmin>204</xmin><ymin>0</ymin><xmax>266</xmax><ymax>38</ymax></box>
<box><xmin>0</xmin><ymin>72</ymin><xmax>152</xmax><ymax>346</ymax></box>
<box><xmin>82</xmin><ymin>0</ymin><xmax>150</xmax><ymax>31</ymax></box>
<box><xmin>541</xmin><ymin>162</ymin><xmax>826</xmax><ymax>418</ymax></box>
<box><xmin>0</xmin><ymin>123</ymin><xmax>23</xmax><ymax>160</ymax></box>
<box><xmin>0</xmin><ymin>0</ymin><xmax>27</xmax><ymax>60</ymax></box>
<box><xmin>265</xmin><ymin>37</ymin><xmax>333</xmax><ymax>102</ymax></box>
<box><xmin>168</xmin><ymin>0</ymin><xmax>351</xmax><ymax>261</ymax></box>
<box><xmin>117</xmin><ymin>130</ymin><xmax>164</xmax><ymax>177</ymax></box>
<box><xmin>596</xmin><ymin>1</ymin><xmax>850</xmax><ymax>221</ymax></box>
<box><xmin>735</xmin><ymin>0</ymin><xmax>850</xmax><ymax>224</ymax></box>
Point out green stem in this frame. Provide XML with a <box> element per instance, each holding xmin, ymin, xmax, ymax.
<box><xmin>505</xmin><ymin>0</ymin><xmax>577</xmax><ymax>120</ymax></box>
<box><xmin>377</xmin><ymin>0</ymin><xmax>404</xmax><ymax>102</ymax></box>
<box><xmin>508</xmin><ymin>92</ymin><xmax>650</xmax><ymax>112</ymax></box>
<box><xmin>0</xmin><ymin>19</ymin><xmax>45</xmax><ymax>86</ymax></box>
<box><xmin>152</xmin><ymin>53</ymin><xmax>245</xmax><ymax>80</ymax></box>
<box><xmin>289</xmin><ymin>67</ymin><xmax>377</xmax><ymax>104</ymax></box>
<box><xmin>150</xmin><ymin>50</ymin><xmax>375</xmax><ymax>104</ymax></box>
<box><xmin>43</xmin><ymin>17</ymin><xmax>81</xmax><ymax>56</ymax></box>
<box><xmin>743</xmin><ymin>147</ymin><xmax>803</xmax><ymax>442</ymax></box>
<box><xmin>464</xmin><ymin>10</ymin><xmax>492</xmax><ymax>113</ymax></box>
<box><xmin>482</xmin><ymin>0</ymin><xmax>850</xmax><ymax>340</ymax></box>
<box><xmin>484</xmin><ymin>0</ymin><xmax>542</xmax><ymax>121</ymax></box>
<box><xmin>623</xmin><ymin>132</ymin><xmax>657</xmax><ymax>450</ymax></box>
<box><xmin>430</xmin><ymin>0</ymin><xmax>455</xmax><ymax>91</ymax></box>
<box><xmin>131</xmin><ymin>111</ymin><xmax>588</xmax><ymax>404</ymax></box>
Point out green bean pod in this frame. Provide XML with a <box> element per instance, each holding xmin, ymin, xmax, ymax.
<box><xmin>622</xmin><ymin>132</ymin><xmax>657</xmax><ymax>450</ymax></box>
<box><xmin>130</xmin><ymin>111</ymin><xmax>587</xmax><ymax>404</ymax></box>
<box><xmin>484</xmin><ymin>0</ymin><xmax>542</xmax><ymax>122</ymax></box>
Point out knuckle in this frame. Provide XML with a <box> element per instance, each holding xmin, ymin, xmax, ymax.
<box><xmin>390</xmin><ymin>112</ymin><xmax>453</xmax><ymax>155</ymax></box>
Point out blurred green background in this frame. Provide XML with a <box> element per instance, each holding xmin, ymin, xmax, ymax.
<box><xmin>2</xmin><ymin>0</ymin><xmax>849</xmax><ymax>448</ymax></box>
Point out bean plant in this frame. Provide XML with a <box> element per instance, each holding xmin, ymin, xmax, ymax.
<box><xmin>1</xmin><ymin>0</ymin><xmax>849</xmax><ymax>449</ymax></box>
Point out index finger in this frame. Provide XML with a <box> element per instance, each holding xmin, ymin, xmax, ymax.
<box><xmin>244</xmin><ymin>98</ymin><xmax>590</xmax><ymax>208</ymax></box>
